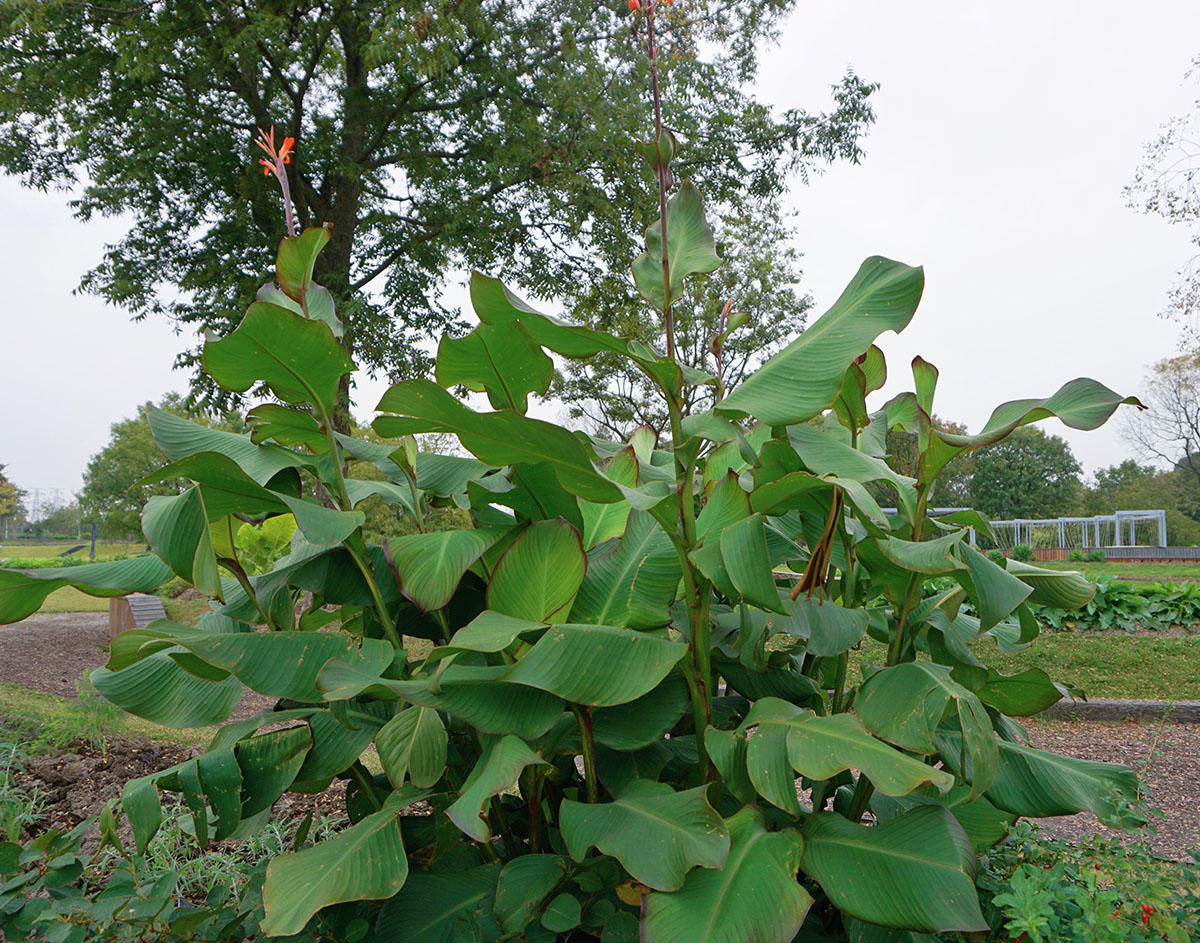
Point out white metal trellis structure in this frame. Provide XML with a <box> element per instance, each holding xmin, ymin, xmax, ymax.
<box><xmin>987</xmin><ymin>510</ymin><xmax>1167</xmax><ymax>550</ymax></box>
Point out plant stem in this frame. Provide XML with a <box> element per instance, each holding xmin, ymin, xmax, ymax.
<box><xmin>645</xmin><ymin>3</ymin><xmax>675</xmax><ymax>360</ymax></box>
<box><xmin>520</xmin><ymin>767</ymin><xmax>548</xmax><ymax>853</ymax></box>
<box><xmin>847</xmin><ymin>775</ymin><xmax>875</xmax><ymax>823</ymax></box>
<box><xmin>572</xmin><ymin>705</ymin><xmax>600</xmax><ymax>803</ymax></box>
<box><xmin>491</xmin><ymin>795</ymin><xmax>520</xmax><ymax>859</ymax></box>
<box><xmin>221</xmin><ymin>559</ymin><xmax>276</xmax><ymax>629</ymax></box>
<box><xmin>887</xmin><ymin>488</ymin><xmax>930</xmax><ymax>665</ymax></box>
<box><xmin>347</xmin><ymin>536</ymin><xmax>402</xmax><ymax>650</ymax></box>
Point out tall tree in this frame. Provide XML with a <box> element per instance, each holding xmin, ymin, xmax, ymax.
<box><xmin>0</xmin><ymin>0</ymin><xmax>877</xmax><ymax>418</ymax></box>
<box><xmin>968</xmin><ymin>426</ymin><xmax>1083</xmax><ymax>520</ymax></box>
<box><xmin>1126</xmin><ymin>54</ymin><xmax>1200</xmax><ymax>336</ymax></box>
<box><xmin>1125</xmin><ymin>351</ymin><xmax>1200</xmax><ymax>492</ymax></box>
<box><xmin>1084</xmin><ymin>459</ymin><xmax>1200</xmax><ymax>545</ymax></box>
<box><xmin>0</xmin><ymin>464</ymin><xmax>24</xmax><ymax>539</ymax></box>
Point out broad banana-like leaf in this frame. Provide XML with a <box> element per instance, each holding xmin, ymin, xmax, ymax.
<box><xmin>435</xmin><ymin>320</ymin><xmax>554</xmax><ymax>413</ymax></box>
<box><xmin>590</xmin><ymin>670</ymin><xmax>690</xmax><ymax>751</ymax></box>
<box><xmin>384</xmin><ymin>527</ymin><xmax>505</xmax><ymax>613</ymax></box>
<box><xmin>294</xmin><ymin>707</ymin><xmax>388</xmax><ymax>787</ymax></box>
<box><xmin>487</xmin><ymin>519</ymin><xmax>585</xmax><ymax>622</ymax></box>
<box><xmin>236</xmin><ymin>725</ymin><xmax>312</xmax><ymax>816</ymax></box>
<box><xmin>782</xmin><ymin>596</ymin><xmax>869</xmax><ymax>657</ymax></box>
<box><xmin>641</xmin><ymin>807</ymin><xmax>810</xmax><ymax>943</ymax></box>
<box><xmin>375</xmin><ymin>863</ymin><xmax>501</xmax><ymax>943</ymax></box>
<box><xmin>275</xmin><ymin>226</ymin><xmax>341</xmax><ymax>332</ymax></box>
<box><xmin>446</xmin><ymin>735</ymin><xmax>546</xmax><ymax>841</ymax></box>
<box><xmin>935</xmin><ymin>730</ymin><xmax>1141</xmax><ymax>827</ymax></box>
<box><xmin>321</xmin><ymin>662</ymin><xmax>566</xmax><ymax>739</ymax></box>
<box><xmin>147</xmin><ymin>405</ymin><xmax>312</xmax><ymax>486</ymax></box>
<box><xmin>706</xmin><ymin>726</ymin><xmax>755</xmax><ymax>804</ymax></box>
<box><xmin>570</xmin><ymin>511</ymin><xmax>681</xmax><ymax>629</ymax></box>
<box><xmin>695</xmin><ymin>471</ymin><xmax>752</xmax><ymax>542</ymax></box>
<box><xmin>1004</xmin><ymin>559</ymin><xmax>1097</xmax><ymax>609</ymax></box>
<box><xmin>91</xmin><ymin>649</ymin><xmax>244</xmax><ymax>727</ymax></box>
<box><xmin>857</xmin><ymin>663</ymin><xmax>997</xmax><ymax>801</ymax></box>
<box><xmin>142</xmin><ymin>488</ymin><xmax>222</xmax><ymax>597</ymax></box>
<box><xmin>955</xmin><ymin>545</ymin><xmax>1032</xmax><ymax>630</ymax></box>
<box><xmin>717</xmin><ymin>257</ymin><xmax>923</xmax><ymax>426</ymax></box>
<box><xmin>915</xmin><ymin>378</ymin><xmax>1143</xmax><ymax>481</ymax></box>
<box><xmin>871</xmin><ymin>784</ymin><xmax>1015</xmax><ymax>854</ymax></box>
<box><xmin>445</xmin><ymin>611</ymin><xmax>548</xmax><ymax>654</ymax></box>
<box><xmin>0</xmin><ymin>555</ymin><xmax>172</xmax><ymax>624</ymax></box>
<box><xmin>246</xmin><ymin>403</ymin><xmax>326</xmax><ymax>450</ymax></box>
<box><xmin>375</xmin><ymin>380</ymin><xmax>621</xmax><ymax>503</ymax></box>
<box><xmin>203</xmin><ymin>301</ymin><xmax>355</xmax><ymax>418</ymax></box>
<box><xmin>137</xmin><ymin>453</ymin><xmax>290</xmax><ymax>521</ymax></box>
<box><xmin>501</xmin><ymin>623</ymin><xmax>687</xmax><ymax>707</ymax></box>
<box><xmin>560</xmin><ymin>780</ymin><xmax>729</xmax><ymax>891</ymax></box>
<box><xmin>376</xmin><ymin>706</ymin><xmax>448</xmax><ymax>789</ymax></box>
<box><xmin>125</xmin><ymin>623</ymin><xmax>392</xmax><ymax>702</ymax></box>
<box><xmin>783</xmin><ymin>710</ymin><xmax>955</xmax><ymax>798</ymax></box>
<box><xmin>580</xmin><ymin>446</ymin><xmax>638</xmax><ymax>550</ymax></box>
<box><xmin>262</xmin><ymin>786</ymin><xmax>425</xmax><ymax>936</ymax></box>
<box><xmin>801</xmin><ymin>806</ymin><xmax>987</xmax><ymax>933</ymax></box>
<box><xmin>631</xmin><ymin>180</ymin><xmax>722</xmax><ymax>311</ymax></box>
<box><xmin>789</xmin><ymin>424</ymin><xmax>918</xmax><ymax>522</ymax></box>
<box><xmin>976</xmin><ymin>667</ymin><xmax>1066</xmax><ymax>716</ymax></box>
<box><xmin>494</xmin><ymin>854</ymin><xmax>569</xmax><ymax>935</ymax></box>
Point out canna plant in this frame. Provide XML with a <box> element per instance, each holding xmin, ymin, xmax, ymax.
<box><xmin>0</xmin><ymin>8</ymin><xmax>1148</xmax><ymax>942</ymax></box>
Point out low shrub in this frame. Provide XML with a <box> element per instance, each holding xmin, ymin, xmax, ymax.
<box><xmin>987</xmin><ymin>548</ymin><xmax>1006</xmax><ymax>564</ymax></box>
<box><xmin>979</xmin><ymin>821</ymin><xmax>1200</xmax><ymax>943</ymax></box>
<box><xmin>1012</xmin><ymin>544</ymin><xmax>1035</xmax><ymax>562</ymax></box>
<box><xmin>1087</xmin><ymin>549</ymin><xmax>1107</xmax><ymax>563</ymax></box>
<box><xmin>1034</xmin><ymin>579</ymin><xmax>1200</xmax><ymax>633</ymax></box>
<box><xmin>1067</xmin><ymin>549</ymin><xmax>1086</xmax><ymax>562</ymax></box>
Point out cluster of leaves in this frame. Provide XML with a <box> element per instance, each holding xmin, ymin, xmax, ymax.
<box><xmin>979</xmin><ymin>821</ymin><xmax>1200</xmax><ymax>943</ymax></box>
<box><xmin>1032</xmin><ymin>579</ymin><xmax>1200</xmax><ymax>633</ymax></box>
<box><xmin>0</xmin><ymin>117</ymin><xmax>1150</xmax><ymax>943</ymax></box>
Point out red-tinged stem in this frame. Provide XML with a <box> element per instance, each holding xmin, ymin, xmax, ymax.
<box><xmin>645</xmin><ymin>4</ymin><xmax>674</xmax><ymax>361</ymax></box>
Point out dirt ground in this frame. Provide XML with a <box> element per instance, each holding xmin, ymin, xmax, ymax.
<box><xmin>3</xmin><ymin>613</ymin><xmax>1198</xmax><ymax>858</ymax></box>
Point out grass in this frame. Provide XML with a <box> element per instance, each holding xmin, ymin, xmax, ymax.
<box><xmin>1039</xmin><ymin>560</ymin><xmax>1200</xmax><ymax>581</ymax></box>
<box><xmin>848</xmin><ymin>633</ymin><xmax>1200</xmax><ymax>700</ymax></box>
<box><xmin>0</xmin><ymin>541</ymin><xmax>141</xmax><ymax>563</ymax></box>
<box><xmin>0</xmin><ymin>681</ymin><xmax>211</xmax><ymax>753</ymax></box>
<box><xmin>37</xmin><ymin>586</ymin><xmax>111</xmax><ymax>613</ymax></box>
<box><xmin>163</xmin><ymin>596</ymin><xmax>213</xmax><ymax>625</ymax></box>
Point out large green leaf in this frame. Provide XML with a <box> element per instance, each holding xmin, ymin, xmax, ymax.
<box><xmin>570</xmin><ymin>510</ymin><xmax>681</xmax><ymax>629</ymax></box>
<box><xmin>375</xmin><ymin>381</ymin><xmax>621</xmax><ymax>503</ymax></box>
<box><xmin>436</xmin><ymin>320</ymin><xmax>554</xmax><ymax>413</ymax></box>
<box><xmin>560</xmin><ymin>780</ymin><xmax>729</xmax><ymax>891</ymax></box>
<box><xmin>91</xmin><ymin>650</ymin><xmax>244</xmax><ymax>728</ymax></box>
<box><xmin>976</xmin><ymin>667</ymin><xmax>1066</xmax><ymax>716</ymax></box>
<box><xmin>956</xmin><ymin>545</ymin><xmax>1032</xmax><ymax>631</ymax></box>
<box><xmin>236</xmin><ymin>725</ymin><xmax>312</xmax><ymax>815</ymax></box>
<box><xmin>383</xmin><ymin>527</ymin><xmax>505</xmax><ymax>613</ymax></box>
<box><xmin>717</xmin><ymin>257</ymin><xmax>924</xmax><ymax>425</ymax></box>
<box><xmin>376</xmin><ymin>706</ymin><xmax>448</xmax><ymax>789</ymax></box>
<box><xmin>1004</xmin><ymin>559</ymin><xmax>1097</xmax><ymax>609</ymax></box>
<box><xmin>262</xmin><ymin>787</ymin><xmax>425</xmax><ymax>936</ymax></box>
<box><xmin>857</xmin><ymin>663</ymin><xmax>997</xmax><ymax>801</ymax></box>
<box><xmin>147</xmin><ymin>406</ymin><xmax>313</xmax><ymax>485</ymax></box>
<box><xmin>320</xmin><ymin>661</ymin><xmax>566</xmax><ymax>739</ymax></box>
<box><xmin>125</xmin><ymin>623</ymin><xmax>393</xmax><ymax>702</ymax></box>
<box><xmin>203</xmin><ymin>302</ymin><xmax>355</xmax><ymax>418</ymax></box>
<box><xmin>580</xmin><ymin>446</ymin><xmax>639</xmax><ymax>550</ymax></box>
<box><xmin>375</xmin><ymin>863</ymin><xmax>501</xmax><ymax>943</ymax></box>
<box><xmin>800</xmin><ymin>806</ymin><xmax>986</xmax><ymax>933</ymax></box>
<box><xmin>783</xmin><ymin>711</ymin><xmax>955</xmax><ymax>798</ymax></box>
<box><xmin>502</xmin><ymin>624</ymin><xmax>687</xmax><ymax>707</ymax></box>
<box><xmin>446</xmin><ymin>735</ymin><xmax>546</xmax><ymax>842</ymax></box>
<box><xmin>494</xmin><ymin>854</ymin><xmax>569</xmax><ymax>935</ymax></box>
<box><xmin>783</xmin><ymin>596</ymin><xmax>869</xmax><ymax>657</ymax></box>
<box><xmin>487</xmin><ymin>519</ymin><xmax>586</xmax><ymax>622</ymax></box>
<box><xmin>470</xmin><ymin>272</ymin><xmax>639</xmax><ymax>360</ymax></box>
<box><xmin>631</xmin><ymin>180</ymin><xmax>722</xmax><ymax>310</ymax></box>
<box><xmin>916</xmin><ymin>378</ymin><xmax>1143</xmax><ymax>481</ymax></box>
<box><xmin>789</xmin><ymin>424</ymin><xmax>918</xmax><ymax>521</ymax></box>
<box><xmin>935</xmin><ymin>731</ymin><xmax>1141</xmax><ymax>826</ymax></box>
<box><xmin>590</xmin><ymin>670</ymin><xmax>690</xmax><ymax>751</ymax></box>
<box><xmin>137</xmin><ymin>452</ymin><xmax>289</xmax><ymax>521</ymax></box>
<box><xmin>0</xmin><ymin>555</ymin><xmax>172</xmax><ymax>624</ymax></box>
<box><xmin>142</xmin><ymin>488</ymin><xmax>222</xmax><ymax>597</ymax></box>
<box><xmin>641</xmin><ymin>807</ymin><xmax>810</xmax><ymax>943</ymax></box>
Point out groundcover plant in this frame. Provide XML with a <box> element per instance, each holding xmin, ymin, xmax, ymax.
<box><xmin>0</xmin><ymin>8</ymin><xmax>1148</xmax><ymax>942</ymax></box>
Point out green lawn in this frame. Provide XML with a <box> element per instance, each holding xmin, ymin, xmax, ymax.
<box><xmin>848</xmin><ymin>633</ymin><xmax>1200</xmax><ymax>700</ymax></box>
<box><xmin>0</xmin><ymin>540</ymin><xmax>141</xmax><ymax>562</ymax></box>
<box><xmin>1038</xmin><ymin>560</ymin><xmax>1200</xmax><ymax>581</ymax></box>
<box><xmin>37</xmin><ymin>586</ymin><xmax>111</xmax><ymax>613</ymax></box>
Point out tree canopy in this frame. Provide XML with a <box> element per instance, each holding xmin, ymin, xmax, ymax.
<box><xmin>0</xmin><ymin>0</ymin><xmax>877</xmax><ymax>415</ymax></box>
<box><xmin>968</xmin><ymin>426</ymin><xmax>1083</xmax><ymax>520</ymax></box>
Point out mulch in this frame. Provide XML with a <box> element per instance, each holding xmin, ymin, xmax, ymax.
<box><xmin>2</xmin><ymin>613</ymin><xmax>1198</xmax><ymax>858</ymax></box>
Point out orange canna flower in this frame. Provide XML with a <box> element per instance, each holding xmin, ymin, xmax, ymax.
<box><xmin>628</xmin><ymin>0</ymin><xmax>640</xmax><ymax>9</ymax></box>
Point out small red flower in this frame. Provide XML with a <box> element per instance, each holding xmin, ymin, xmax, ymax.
<box><xmin>1142</xmin><ymin>904</ymin><xmax>1155</xmax><ymax>926</ymax></box>
<box><xmin>628</xmin><ymin>0</ymin><xmax>640</xmax><ymax>9</ymax></box>
<box><xmin>1110</xmin><ymin>909</ymin><xmax>1120</xmax><ymax>919</ymax></box>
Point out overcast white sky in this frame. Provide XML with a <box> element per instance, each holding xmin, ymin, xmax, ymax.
<box><xmin>3</xmin><ymin>0</ymin><xmax>1199</xmax><ymax>506</ymax></box>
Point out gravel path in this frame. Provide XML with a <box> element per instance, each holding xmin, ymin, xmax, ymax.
<box><xmin>1027</xmin><ymin>717</ymin><xmax>1200</xmax><ymax>859</ymax></box>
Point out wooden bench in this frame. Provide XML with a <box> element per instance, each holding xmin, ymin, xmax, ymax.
<box><xmin>109</xmin><ymin>593</ymin><xmax>168</xmax><ymax>639</ymax></box>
